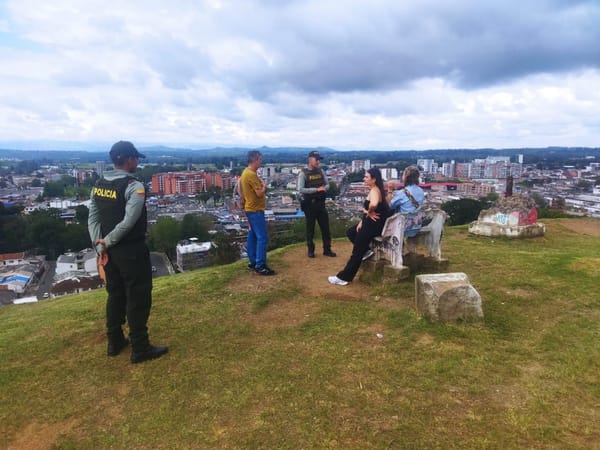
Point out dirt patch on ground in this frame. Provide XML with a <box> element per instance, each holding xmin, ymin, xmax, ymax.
<box><xmin>230</xmin><ymin>241</ymin><xmax>387</xmax><ymax>331</ymax></box>
<box><xmin>7</xmin><ymin>419</ymin><xmax>78</xmax><ymax>450</ymax></box>
<box><xmin>415</xmin><ymin>333</ymin><xmax>435</xmax><ymax>346</ymax></box>
<box><xmin>569</xmin><ymin>257</ymin><xmax>600</xmax><ymax>276</ymax></box>
<box><xmin>230</xmin><ymin>218</ymin><xmax>599</xmax><ymax>318</ymax></box>
<box><xmin>499</xmin><ymin>287</ymin><xmax>536</xmax><ymax>300</ymax></box>
<box><xmin>230</xmin><ymin>241</ymin><xmax>373</xmax><ymax>303</ymax></box>
<box><xmin>552</xmin><ymin>218</ymin><xmax>600</xmax><ymax>237</ymax></box>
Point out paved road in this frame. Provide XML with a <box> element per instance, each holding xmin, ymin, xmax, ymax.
<box><xmin>36</xmin><ymin>260</ymin><xmax>56</xmax><ymax>300</ymax></box>
<box><xmin>150</xmin><ymin>252</ymin><xmax>172</xmax><ymax>278</ymax></box>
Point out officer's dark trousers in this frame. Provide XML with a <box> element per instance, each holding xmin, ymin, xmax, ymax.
<box><xmin>304</xmin><ymin>199</ymin><xmax>332</xmax><ymax>252</ymax></box>
<box><xmin>104</xmin><ymin>240</ymin><xmax>153</xmax><ymax>353</ymax></box>
<box><xmin>336</xmin><ymin>218</ymin><xmax>383</xmax><ymax>282</ymax></box>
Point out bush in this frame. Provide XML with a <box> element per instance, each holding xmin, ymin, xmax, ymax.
<box><xmin>537</xmin><ymin>208</ymin><xmax>578</xmax><ymax>219</ymax></box>
<box><xmin>441</xmin><ymin>198</ymin><xmax>485</xmax><ymax>226</ymax></box>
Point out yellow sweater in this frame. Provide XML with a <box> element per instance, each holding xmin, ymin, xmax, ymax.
<box><xmin>240</xmin><ymin>167</ymin><xmax>266</xmax><ymax>212</ymax></box>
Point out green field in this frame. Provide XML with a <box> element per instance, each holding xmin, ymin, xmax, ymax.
<box><xmin>1</xmin><ymin>218</ymin><xmax>599</xmax><ymax>449</ymax></box>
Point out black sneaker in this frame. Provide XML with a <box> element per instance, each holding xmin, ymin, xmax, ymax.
<box><xmin>247</xmin><ymin>263</ymin><xmax>255</xmax><ymax>271</ymax></box>
<box><xmin>323</xmin><ymin>250</ymin><xmax>337</xmax><ymax>257</ymax></box>
<box><xmin>255</xmin><ymin>265</ymin><xmax>275</xmax><ymax>276</ymax></box>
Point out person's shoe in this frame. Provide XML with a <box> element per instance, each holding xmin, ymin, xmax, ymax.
<box><xmin>247</xmin><ymin>263</ymin><xmax>255</xmax><ymax>271</ymax></box>
<box><xmin>255</xmin><ymin>266</ymin><xmax>276</xmax><ymax>276</ymax></box>
<box><xmin>307</xmin><ymin>249</ymin><xmax>315</xmax><ymax>258</ymax></box>
<box><xmin>362</xmin><ymin>249</ymin><xmax>374</xmax><ymax>261</ymax></box>
<box><xmin>323</xmin><ymin>250</ymin><xmax>337</xmax><ymax>257</ymax></box>
<box><xmin>107</xmin><ymin>337</ymin><xmax>129</xmax><ymax>357</ymax></box>
<box><xmin>328</xmin><ymin>275</ymin><xmax>349</xmax><ymax>286</ymax></box>
<box><xmin>131</xmin><ymin>345</ymin><xmax>169</xmax><ymax>364</ymax></box>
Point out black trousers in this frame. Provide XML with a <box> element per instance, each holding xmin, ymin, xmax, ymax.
<box><xmin>304</xmin><ymin>199</ymin><xmax>332</xmax><ymax>251</ymax></box>
<box><xmin>337</xmin><ymin>218</ymin><xmax>383</xmax><ymax>282</ymax></box>
<box><xmin>104</xmin><ymin>240</ymin><xmax>153</xmax><ymax>353</ymax></box>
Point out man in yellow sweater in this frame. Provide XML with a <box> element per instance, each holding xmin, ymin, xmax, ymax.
<box><xmin>240</xmin><ymin>150</ymin><xmax>275</xmax><ymax>275</ymax></box>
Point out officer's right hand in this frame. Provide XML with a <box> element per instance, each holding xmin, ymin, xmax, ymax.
<box><xmin>97</xmin><ymin>251</ymin><xmax>109</xmax><ymax>267</ymax></box>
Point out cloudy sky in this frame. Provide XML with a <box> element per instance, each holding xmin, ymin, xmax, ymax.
<box><xmin>0</xmin><ymin>0</ymin><xmax>599</xmax><ymax>150</ymax></box>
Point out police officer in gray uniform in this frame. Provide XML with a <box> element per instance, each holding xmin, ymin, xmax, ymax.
<box><xmin>297</xmin><ymin>150</ymin><xmax>336</xmax><ymax>258</ymax></box>
<box><xmin>88</xmin><ymin>141</ymin><xmax>168</xmax><ymax>364</ymax></box>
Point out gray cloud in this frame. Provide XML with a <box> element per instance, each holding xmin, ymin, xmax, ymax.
<box><xmin>216</xmin><ymin>0</ymin><xmax>600</xmax><ymax>98</ymax></box>
<box><xmin>140</xmin><ymin>36</ymin><xmax>209</xmax><ymax>90</ymax></box>
<box><xmin>1</xmin><ymin>0</ymin><xmax>599</xmax><ymax>149</ymax></box>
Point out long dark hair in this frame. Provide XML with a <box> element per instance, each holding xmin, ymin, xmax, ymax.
<box><xmin>367</xmin><ymin>168</ymin><xmax>387</xmax><ymax>203</ymax></box>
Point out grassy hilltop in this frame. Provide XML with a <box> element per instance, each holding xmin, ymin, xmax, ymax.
<box><xmin>1</xmin><ymin>219</ymin><xmax>599</xmax><ymax>449</ymax></box>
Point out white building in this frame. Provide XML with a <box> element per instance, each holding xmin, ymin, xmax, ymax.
<box><xmin>13</xmin><ymin>296</ymin><xmax>38</xmax><ymax>304</ymax></box>
<box><xmin>565</xmin><ymin>194</ymin><xmax>600</xmax><ymax>217</ymax></box>
<box><xmin>0</xmin><ymin>267</ymin><xmax>35</xmax><ymax>294</ymax></box>
<box><xmin>262</xmin><ymin>165</ymin><xmax>277</xmax><ymax>180</ymax></box>
<box><xmin>0</xmin><ymin>253</ymin><xmax>44</xmax><ymax>296</ymax></box>
<box><xmin>379</xmin><ymin>167</ymin><xmax>398</xmax><ymax>181</ymax></box>
<box><xmin>55</xmin><ymin>249</ymin><xmax>98</xmax><ymax>276</ymax></box>
<box><xmin>96</xmin><ymin>161</ymin><xmax>106</xmax><ymax>177</ymax></box>
<box><xmin>441</xmin><ymin>161</ymin><xmax>456</xmax><ymax>178</ymax></box>
<box><xmin>351</xmin><ymin>160</ymin><xmax>371</xmax><ymax>173</ymax></box>
<box><xmin>0</xmin><ymin>252</ymin><xmax>27</xmax><ymax>266</ymax></box>
<box><xmin>417</xmin><ymin>159</ymin><xmax>437</xmax><ymax>175</ymax></box>
<box><xmin>176</xmin><ymin>238</ymin><xmax>213</xmax><ymax>271</ymax></box>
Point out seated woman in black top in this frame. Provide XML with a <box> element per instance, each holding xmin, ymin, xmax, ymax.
<box><xmin>328</xmin><ymin>167</ymin><xmax>390</xmax><ymax>286</ymax></box>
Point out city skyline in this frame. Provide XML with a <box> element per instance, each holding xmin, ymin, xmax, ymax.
<box><xmin>1</xmin><ymin>1</ymin><xmax>599</xmax><ymax>150</ymax></box>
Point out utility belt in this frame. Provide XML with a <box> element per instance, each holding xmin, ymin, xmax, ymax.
<box><xmin>301</xmin><ymin>196</ymin><xmax>325</xmax><ymax>210</ymax></box>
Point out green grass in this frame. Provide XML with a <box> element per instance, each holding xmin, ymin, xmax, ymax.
<box><xmin>1</xmin><ymin>218</ymin><xmax>599</xmax><ymax>449</ymax></box>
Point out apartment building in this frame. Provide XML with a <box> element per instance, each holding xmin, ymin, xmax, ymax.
<box><xmin>151</xmin><ymin>171</ymin><xmax>234</xmax><ymax>196</ymax></box>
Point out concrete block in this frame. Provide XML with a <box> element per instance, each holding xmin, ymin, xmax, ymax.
<box><xmin>415</xmin><ymin>273</ymin><xmax>483</xmax><ymax>323</ymax></box>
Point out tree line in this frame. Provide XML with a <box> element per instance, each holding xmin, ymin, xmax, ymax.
<box><xmin>0</xmin><ymin>204</ymin><xmax>90</xmax><ymax>259</ymax></box>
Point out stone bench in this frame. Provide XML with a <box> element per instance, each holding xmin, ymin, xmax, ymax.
<box><xmin>415</xmin><ymin>272</ymin><xmax>483</xmax><ymax>322</ymax></box>
<box><xmin>369</xmin><ymin>208</ymin><xmax>448</xmax><ymax>281</ymax></box>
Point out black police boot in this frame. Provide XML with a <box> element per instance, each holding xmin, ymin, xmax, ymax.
<box><xmin>107</xmin><ymin>336</ymin><xmax>129</xmax><ymax>357</ymax></box>
<box><xmin>131</xmin><ymin>344</ymin><xmax>169</xmax><ymax>364</ymax></box>
<box><xmin>323</xmin><ymin>248</ymin><xmax>337</xmax><ymax>257</ymax></box>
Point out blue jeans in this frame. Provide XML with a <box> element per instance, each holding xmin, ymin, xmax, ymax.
<box><xmin>246</xmin><ymin>211</ymin><xmax>268</xmax><ymax>268</ymax></box>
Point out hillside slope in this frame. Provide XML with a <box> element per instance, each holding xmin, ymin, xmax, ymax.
<box><xmin>1</xmin><ymin>219</ymin><xmax>599</xmax><ymax>449</ymax></box>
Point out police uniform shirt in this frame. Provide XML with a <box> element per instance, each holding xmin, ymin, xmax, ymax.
<box><xmin>297</xmin><ymin>167</ymin><xmax>328</xmax><ymax>199</ymax></box>
<box><xmin>88</xmin><ymin>169</ymin><xmax>146</xmax><ymax>252</ymax></box>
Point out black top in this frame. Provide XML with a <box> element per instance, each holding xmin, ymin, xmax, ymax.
<box><xmin>362</xmin><ymin>198</ymin><xmax>390</xmax><ymax>220</ymax></box>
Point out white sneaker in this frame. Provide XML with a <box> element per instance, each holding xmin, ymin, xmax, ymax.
<box><xmin>362</xmin><ymin>250</ymin><xmax>374</xmax><ymax>261</ymax></box>
<box><xmin>328</xmin><ymin>275</ymin><xmax>349</xmax><ymax>286</ymax></box>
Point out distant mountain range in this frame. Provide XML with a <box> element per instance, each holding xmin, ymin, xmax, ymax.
<box><xmin>0</xmin><ymin>143</ymin><xmax>598</xmax><ymax>166</ymax></box>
